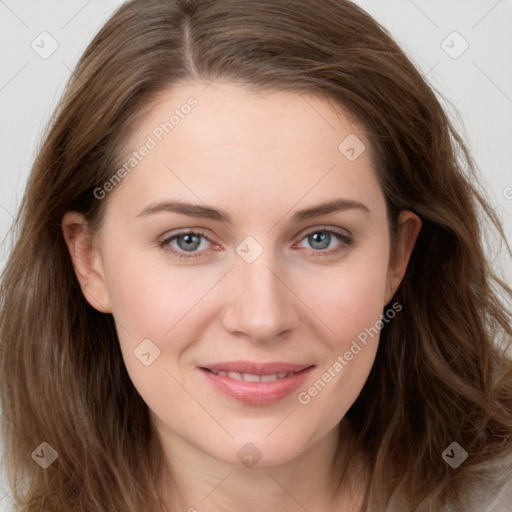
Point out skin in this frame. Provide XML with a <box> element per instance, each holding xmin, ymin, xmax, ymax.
<box><xmin>63</xmin><ymin>81</ymin><xmax>421</xmax><ymax>511</ymax></box>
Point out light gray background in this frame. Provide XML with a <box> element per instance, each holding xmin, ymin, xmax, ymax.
<box><xmin>1</xmin><ymin>0</ymin><xmax>511</xmax><ymax>509</ymax></box>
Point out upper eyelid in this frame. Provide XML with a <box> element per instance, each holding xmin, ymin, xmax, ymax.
<box><xmin>162</xmin><ymin>228</ymin><xmax>213</xmax><ymax>244</ymax></box>
<box><xmin>296</xmin><ymin>225</ymin><xmax>351</xmax><ymax>239</ymax></box>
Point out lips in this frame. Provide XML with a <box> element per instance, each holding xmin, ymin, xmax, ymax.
<box><xmin>198</xmin><ymin>361</ymin><xmax>314</xmax><ymax>405</ymax></box>
<box><xmin>207</xmin><ymin>369</ymin><xmax>295</xmax><ymax>382</ymax></box>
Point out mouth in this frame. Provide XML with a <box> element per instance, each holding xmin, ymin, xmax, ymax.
<box><xmin>198</xmin><ymin>361</ymin><xmax>314</xmax><ymax>405</ymax></box>
<box><xmin>204</xmin><ymin>369</ymin><xmax>299</xmax><ymax>382</ymax></box>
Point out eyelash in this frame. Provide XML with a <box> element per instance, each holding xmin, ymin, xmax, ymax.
<box><xmin>158</xmin><ymin>228</ymin><xmax>353</xmax><ymax>261</ymax></box>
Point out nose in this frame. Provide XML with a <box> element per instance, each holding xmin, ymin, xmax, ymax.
<box><xmin>220</xmin><ymin>249</ymin><xmax>300</xmax><ymax>344</ymax></box>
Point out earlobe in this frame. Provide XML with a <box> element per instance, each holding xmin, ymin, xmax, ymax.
<box><xmin>61</xmin><ymin>212</ymin><xmax>112</xmax><ymax>313</ymax></box>
<box><xmin>385</xmin><ymin>210</ymin><xmax>422</xmax><ymax>304</ymax></box>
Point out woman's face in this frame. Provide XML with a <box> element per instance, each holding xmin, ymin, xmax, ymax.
<box><xmin>65</xmin><ymin>81</ymin><xmax>420</xmax><ymax>468</ymax></box>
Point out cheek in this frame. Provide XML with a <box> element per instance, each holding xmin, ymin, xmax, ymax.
<box><xmin>102</xmin><ymin>253</ymin><xmax>222</xmax><ymax>363</ymax></box>
<box><xmin>106</xmin><ymin>269</ymin><xmax>174</xmax><ymax>335</ymax></box>
<box><xmin>291</xmin><ymin>251</ymin><xmax>389</xmax><ymax>418</ymax></box>
<box><xmin>300</xmin><ymin>251</ymin><xmax>390</xmax><ymax>346</ymax></box>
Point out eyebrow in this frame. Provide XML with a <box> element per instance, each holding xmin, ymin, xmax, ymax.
<box><xmin>136</xmin><ymin>198</ymin><xmax>370</xmax><ymax>223</ymax></box>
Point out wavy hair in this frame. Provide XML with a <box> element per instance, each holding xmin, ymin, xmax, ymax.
<box><xmin>1</xmin><ymin>0</ymin><xmax>511</xmax><ymax>510</ymax></box>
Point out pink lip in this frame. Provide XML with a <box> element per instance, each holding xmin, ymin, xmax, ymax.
<box><xmin>198</xmin><ymin>361</ymin><xmax>315</xmax><ymax>405</ymax></box>
<box><xmin>203</xmin><ymin>361</ymin><xmax>312</xmax><ymax>374</ymax></box>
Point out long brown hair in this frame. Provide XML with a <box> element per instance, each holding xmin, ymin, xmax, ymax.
<box><xmin>1</xmin><ymin>0</ymin><xmax>511</xmax><ymax>510</ymax></box>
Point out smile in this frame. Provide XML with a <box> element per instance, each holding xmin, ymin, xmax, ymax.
<box><xmin>206</xmin><ymin>370</ymin><xmax>296</xmax><ymax>382</ymax></box>
<box><xmin>198</xmin><ymin>361</ymin><xmax>314</xmax><ymax>405</ymax></box>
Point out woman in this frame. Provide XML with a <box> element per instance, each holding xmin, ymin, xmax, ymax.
<box><xmin>1</xmin><ymin>0</ymin><xmax>511</xmax><ymax>510</ymax></box>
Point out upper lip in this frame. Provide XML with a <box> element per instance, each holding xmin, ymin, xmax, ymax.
<box><xmin>200</xmin><ymin>361</ymin><xmax>313</xmax><ymax>375</ymax></box>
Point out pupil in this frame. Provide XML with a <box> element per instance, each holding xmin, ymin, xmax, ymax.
<box><xmin>178</xmin><ymin>234</ymin><xmax>200</xmax><ymax>251</ymax></box>
<box><xmin>310</xmin><ymin>231</ymin><xmax>330</xmax><ymax>250</ymax></box>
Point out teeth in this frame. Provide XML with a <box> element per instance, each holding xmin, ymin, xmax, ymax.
<box><xmin>210</xmin><ymin>369</ymin><xmax>294</xmax><ymax>382</ymax></box>
<box><xmin>241</xmin><ymin>373</ymin><xmax>260</xmax><ymax>382</ymax></box>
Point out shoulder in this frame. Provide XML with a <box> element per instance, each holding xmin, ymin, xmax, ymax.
<box><xmin>471</xmin><ymin>455</ymin><xmax>512</xmax><ymax>512</ymax></box>
<box><xmin>488</xmin><ymin>478</ymin><xmax>512</xmax><ymax>510</ymax></box>
<box><xmin>382</xmin><ymin>454</ymin><xmax>512</xmax><ymax>511</ymax></box>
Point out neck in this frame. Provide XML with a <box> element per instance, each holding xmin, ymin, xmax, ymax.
<box><xmin>155</xmin><ymin>419</ymin><xmax>368</xmax><ymax>512</ymax></box>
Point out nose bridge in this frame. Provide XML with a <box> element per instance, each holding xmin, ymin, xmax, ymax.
<box><xmin>221</xmin><ymin>240</ymin><xmax>298</xmax><ymax>341</ymax></box>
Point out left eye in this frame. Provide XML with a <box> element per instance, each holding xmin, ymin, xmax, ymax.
<box><xmin>296</xmin><ymin>229</ymin><xmax>351</xmax><ymax>252</ymax></box>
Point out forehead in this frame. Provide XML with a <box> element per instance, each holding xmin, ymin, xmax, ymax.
<box><xmin>130</xmin><ymin>81</ymin><xmax>364</xmax><ymax>154</ymax></box>
<box><xmin>109</xmin><ymin>81</ymin><xmax>383</xmax><ymax>221</ymax></box>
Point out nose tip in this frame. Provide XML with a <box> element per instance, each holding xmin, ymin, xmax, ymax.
<box><xmin>220</xmin><ymin>250</ymin><xmax>300</xmax><ymax>343</ymax></box>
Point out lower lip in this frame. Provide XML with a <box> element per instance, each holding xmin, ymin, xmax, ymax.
<box><xmin>199</xmin><ymin>367</ymin><xmax>314</xmax><ymax>405</ymax></box>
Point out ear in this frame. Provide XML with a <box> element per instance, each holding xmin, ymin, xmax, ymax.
<box><xmin>62</xmin><ymin>212</ymin><xmax>112</xmax><ymax>313</ymax></box>
<box><xmin>384</xmin><ymin>210</ymin><xmax>422</xmax><ymax>304</ymax></box>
